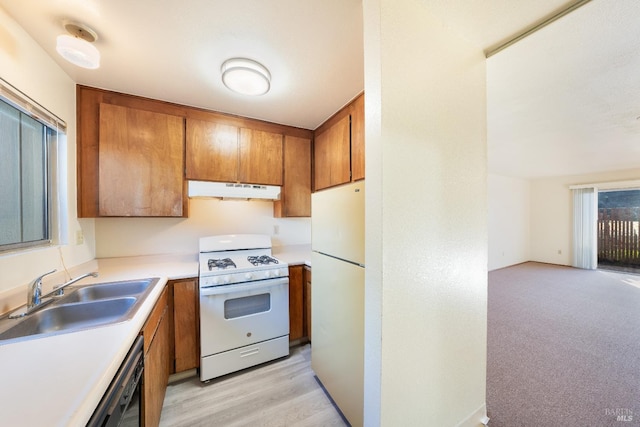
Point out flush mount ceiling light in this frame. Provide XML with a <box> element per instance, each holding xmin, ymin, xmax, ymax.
<box><xmin>221</xmin><ymin>58</ymin><xmax>271</xmax><ymax>96</ymax></box>
<box><xmin>56</xmin><ymin>21</ymin><xmax>100</xmax><ymax>69</ymax></box>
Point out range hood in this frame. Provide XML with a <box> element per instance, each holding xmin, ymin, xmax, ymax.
<box><xmin>188</xmin><ymin>181</ymin><xmax>281</xmax><ymax>200</ymax></box>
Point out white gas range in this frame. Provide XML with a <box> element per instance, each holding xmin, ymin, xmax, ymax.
<box><xmin>198</xmin><ymin>234</ymin><xmax>290</xmax><ymax>382</ymax></box>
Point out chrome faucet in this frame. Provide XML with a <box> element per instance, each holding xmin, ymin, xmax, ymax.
<box><xmin>11</xmin><ymin>271</ymin><xmax>99</xmax><ymax>320</ymax></box>
<box><xmin>48</xmin><ymin>272</ymin><xmax>99</xmax><ymax>297</ymax></box>
<box><xmin>27</xmin><ymin>269</ymin><xmax>57</xmax><ymax>310</ymax></box>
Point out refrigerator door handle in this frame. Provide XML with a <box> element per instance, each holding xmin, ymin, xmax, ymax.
<box><xmin>312</xmin><ymin>250</ymin><xmax>365</xmax><ymax>268</ymax></box>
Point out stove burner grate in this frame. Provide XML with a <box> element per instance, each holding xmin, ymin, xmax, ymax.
<box><xmin>247</xmin><ymin>255</ymin><xmax>279</xmax><ymax>266</ymax></box>
<box><xmin>208</xmin><ymin>258</ymin><xmax>237</xmax><ymax>270</ymax></box>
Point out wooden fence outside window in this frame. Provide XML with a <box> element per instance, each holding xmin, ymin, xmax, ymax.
<box><xmin>598</xmin><ymin>207</ymin><xmax>640</xmax><ymax>267</ymax></box>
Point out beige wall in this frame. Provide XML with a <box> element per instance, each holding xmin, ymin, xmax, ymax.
<box><xmin>488</xmin><ymin>169</ymin><xmax>640</xmax><ymax>272</ymax></box>
<box><xmin>0</xmin><ymin>9</ymin><xmax>95</xmax><ymax>303</ymax></box>
<box><xmin>95</xmin><ymin>199</ymin><xmax>311</xmax><ymax>257</ymax></box>
<box><xmin>488</xmin><ymin>174</ymin><xmax>531</xmax><ymax>270</ymax></box>
<box><xmin>363</xmin><ymin>0</ymin><xmax>488</xmax><ymax>425</ymax></box>
<box><xmin>530</xmin><ymin>168</ymin><xmax>640</xmax><ymax>266</ymax></box>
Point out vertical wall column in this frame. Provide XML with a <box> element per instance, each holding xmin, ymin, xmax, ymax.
<box><xmin>363</xmin><ymin>0</ymin><xmax>488</xmax><ymax>425</ymax></box>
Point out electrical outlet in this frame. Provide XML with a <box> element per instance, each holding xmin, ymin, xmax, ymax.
<box><xmin>273</xmin><ymin>225</ymin><xmax>279</xmax><ymax>235</ymax></box>
<box><xmin>76</xmin><ymin>230</ymin><xmax>84</xmax><ymax>245</ymax></box>
<box><xmin>557</xmin><ymin>249</ymin><xmax>562</xmax><ymax>255</ymax></box>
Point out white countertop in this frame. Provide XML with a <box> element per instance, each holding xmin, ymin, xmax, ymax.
<box><xmin>273</xmin><ymin>244</ymin><xmax>312</xmax><ymax>267</ymax></box>
<box><xmin>0</xmin><ymin>254</ymin><xmax>198</xmax><ymax>427</ymax></box>
<box><xmin>0</xmin><ymin>246</ymin><xmax>310</xmax><ymax>426</ymax></box>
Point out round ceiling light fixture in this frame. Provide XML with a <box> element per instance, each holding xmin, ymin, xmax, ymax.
<box><xmin>221</xmin><ymin>58</ymin><xmax>271</xmax><ymax>96</ymax></box>
<box><xmin>56</xmin><ymin>21</ymin><xmax>100</xmax><ymax>69</ymax></box>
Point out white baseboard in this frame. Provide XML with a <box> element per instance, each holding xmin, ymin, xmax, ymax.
<box><xmin>456</xmin><ymin>403</ymin><xmax>488</xmax><ymax>427</ymax></box>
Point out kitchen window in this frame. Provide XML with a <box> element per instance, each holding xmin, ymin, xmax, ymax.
<box><xmin>0</xmin><ymin>80</ymin><xmax>65</xmax><ymax>252</ymax></box>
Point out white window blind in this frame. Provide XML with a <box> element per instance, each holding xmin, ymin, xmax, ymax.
<box><xmin>0</xmin><ymin>77</ymin><xmax>66</xmax><ymax>132</ymax></box>
<box><xmin>0</xmin><ymin>79</ymin><xmax>64</xmax><ymax>251</ymax></box>
<box><xmin>572</xmin><ymin>187</ymin><xmax>598</xmax><ymax>269</ymax></box>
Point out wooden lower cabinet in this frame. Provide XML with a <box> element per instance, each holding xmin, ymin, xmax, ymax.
<box><xmin>141</xmin><ymin>286</ymin><xmax>170</xmax><ymax>427</ymax></box>
<box><xmin>304</xmin><ymin>266</ymin><xmax>312</xmax><ymax>341</ymax></box>
<box><xmin>171</xmin><ymin>279</ymin><xmax>199</xmax><ymax>372</ymax></box>
<box><xmin>289</xmin><ymin>265</ymin><xmax>304</xmax><ymax>341</ymax></box>
<box><xmin>289</xmin><ymin>265</ymin><xmax>312</xmax><ymax>343</ymax></box>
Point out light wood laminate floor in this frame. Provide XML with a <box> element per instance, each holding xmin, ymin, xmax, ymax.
<box><xmin>159</xmin><ymin>344</ymin><xmax>348</xmax><ymax>427</ymax></box>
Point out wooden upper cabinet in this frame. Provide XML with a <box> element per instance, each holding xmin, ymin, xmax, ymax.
<box><xmin>185</xmin><ymin>119</ymin><xmax>238</xmax><ymax>182</ymax></box>
<box><xmin>312</xmin><ymin>92</ymin><xmax>365</xmax><ymax>192</ymax></box>
<box><xmin>274</xmin><ymin>136</ymin><xmax>311</xmax><ymax>217</ymax></box>
<box><xmin>77</xmin><ymin>85</ymin><xmax>312</xmax><ymax>218</ymax></box>
<box><xmin>98</xmin><ymin>103</ymin><xmax>185</xmax><ymax>217</ymax></box>
<box><xmin>313</xmin><ymin>114</ymin><xmax>351</xmax><ymax>191</ymax></box>
<box><xmin>185</xmin><ymin>120</ymin><xmax>283</xmax><ymax>186</ymax></box>
<box><xmin>239</xmin><ymin>128</ymin><xmax>283</xmax><ymax>186</ymax></box>
<box><xmin>351</xmin><ymin>93</ymin><xmax>365</xmax><ymax>182</ymax></box>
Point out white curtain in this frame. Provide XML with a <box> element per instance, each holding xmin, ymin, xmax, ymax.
<box><xmin>572</xmin><ymin>187</ymin><xmax>598</xmax><ymax>269</ymax></box>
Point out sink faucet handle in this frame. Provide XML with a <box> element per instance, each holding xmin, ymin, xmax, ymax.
<box><xmin>36</xmin><ymin>269</ymin><xmax>57</xmax><ymax>281</ymax></box>
<box><xmin>52</xmin><ymin>271</ymin><xmax>99</xmax><ymax>296</ymax></box>
<box><xmin>28</xmin><ymin>269</ymin><xmax>57</xmax><ymax>309</ymax></box>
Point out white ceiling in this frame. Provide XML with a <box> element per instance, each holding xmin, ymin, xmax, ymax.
<box><xmin>0</xmin><ymin>0</ymin><xmax>365</xmax><ymax>130</ymax></box>
<box><xmin>487</xmin><ymin>0</ymin><xmax>640</xmax><ymax>178</ymax></box>
<box><xmin>1</xmin><ymin>0</ymin><xmax>636</xmax><ymax>178</ymax></box>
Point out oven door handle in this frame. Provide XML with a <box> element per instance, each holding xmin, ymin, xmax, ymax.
<box><xmin>200</xmin><ymin>277</ymin><xmax>288</xmax><ymax>296</ymax></box>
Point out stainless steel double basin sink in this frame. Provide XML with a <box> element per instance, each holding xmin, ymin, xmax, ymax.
<box><xmin>0</xmin><ymin>278</ymin><xmax>160</xmax><ymax>345</ymax></box>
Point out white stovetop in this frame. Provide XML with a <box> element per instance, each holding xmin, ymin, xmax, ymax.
<box><xmin>0</xmin><ymin>254</ymin><xmax>198</xmax><ymax>427</ymax></box>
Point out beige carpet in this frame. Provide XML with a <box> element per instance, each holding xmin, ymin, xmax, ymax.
<box><xmin>487</xmin><ymin>262</ymin><xmax>640</xmax><ymax>426</ymax></box>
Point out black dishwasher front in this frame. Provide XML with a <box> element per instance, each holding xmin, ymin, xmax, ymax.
<box><xmin>87</xmin><ymin>335</ymin><xmax>144</xmax><ymax>427</ymax></box>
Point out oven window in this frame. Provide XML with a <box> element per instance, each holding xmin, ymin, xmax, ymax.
<box><xmin>224</xmin><ymin>293</ymin><xmax>271</xmax><ymax>319</ymax></box>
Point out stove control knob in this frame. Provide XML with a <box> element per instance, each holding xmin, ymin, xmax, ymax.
<box><xmin>264</xmin><ymin>270</ymin><xmax>271</xmax><ymax>278</ymax></box>
<box><xmin>223</xmin><ymin>276</ymin><xmax>230</xmax><ymax>284</ymax></box>
<box><xmin>212</xmin><ymin>277</ymin><xmax>220</xmax><ymax>285</ymax></box>
<box><xmin>245</xmin><ymin>273</ymin><xmax>253</xmax><ymax>280</ymax></box>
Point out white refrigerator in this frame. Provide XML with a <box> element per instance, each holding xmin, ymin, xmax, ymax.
<box><xmin>311</xmin><ymin>180</ymin><xmax>364</xmax><ymax>427</ymax></box>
